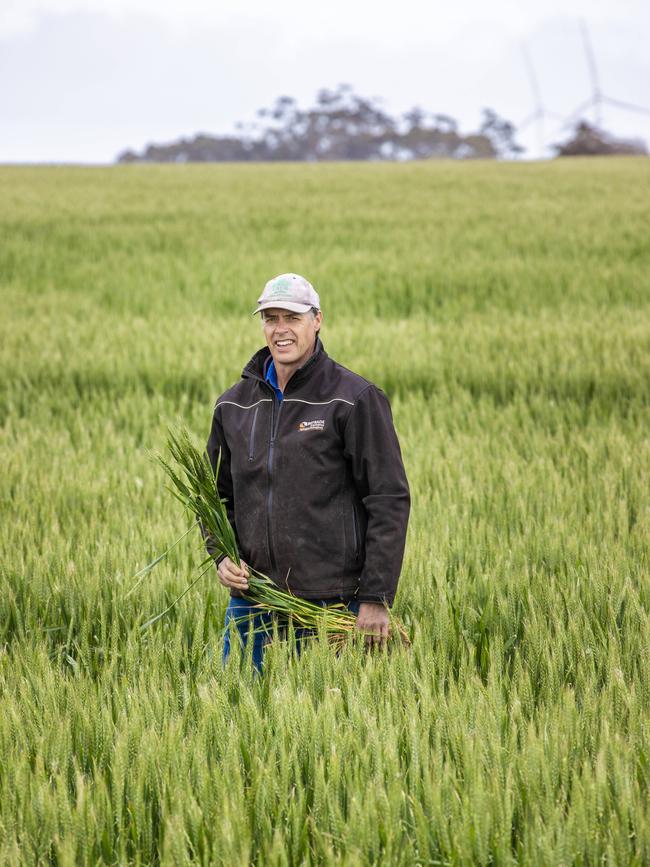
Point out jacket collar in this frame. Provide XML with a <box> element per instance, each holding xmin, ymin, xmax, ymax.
<box><xmin>242</xmin><ymin>337</ymin><xmax>327</xmax><ymax>391</ymax></box>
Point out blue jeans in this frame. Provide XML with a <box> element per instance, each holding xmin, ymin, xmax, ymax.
<box><xmin>223</xmin><ymin>595</ymin><xmax>361</xmax><ymax>672</ymax></box>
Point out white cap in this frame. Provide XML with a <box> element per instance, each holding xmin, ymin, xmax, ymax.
<box><xmin>253</xmin><ymin>273</ymin><xmax>321</xmax><ymax>315</ymax></box>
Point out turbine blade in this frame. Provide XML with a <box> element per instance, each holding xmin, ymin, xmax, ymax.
<box><xmin>604</xmin><ymin>96</ymin><xmax>650</xmax><ymax>117</ymax></box>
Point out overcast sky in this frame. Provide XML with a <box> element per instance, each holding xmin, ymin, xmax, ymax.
<box><xmin>2</xmin><ymin>0</ymin><xmax>649</xmax><ymax>162</ymax></box>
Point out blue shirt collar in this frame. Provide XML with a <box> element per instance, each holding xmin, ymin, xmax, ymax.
<box><xmin>264</xmin><ymin>357</ymin><xmax>283</xmax><ymax>402</ymax></box>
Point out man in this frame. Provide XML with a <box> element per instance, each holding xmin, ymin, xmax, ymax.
<box><xmin>204</xmin><ymin>273</ymin><xmax>410</xmax><ymax>669</ymax></box>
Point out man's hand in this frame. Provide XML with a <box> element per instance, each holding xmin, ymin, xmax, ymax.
<box><xmin>217</xmin><ymin>556</ymin><xmax>249</xmax><ymax>591</ymax></box>
<box><xmin>355</xmin><ymin>601</ymin><xmax>390</xmax><ymax>647</ymax></box>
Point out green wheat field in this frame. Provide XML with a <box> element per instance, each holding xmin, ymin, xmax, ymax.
<box><xmin>1</xmin><ymin>158</ymin><xmax>650</xmax><ymax>865</ymax></box>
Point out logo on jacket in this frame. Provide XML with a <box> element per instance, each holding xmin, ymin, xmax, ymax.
<box><xmin>299</xmin><ymin>419</ymin><xmax>325</xmax><ymax>432</ymax></box>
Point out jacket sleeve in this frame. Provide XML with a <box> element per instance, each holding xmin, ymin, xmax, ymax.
<box><xmin>202</xmin><ymin>404</ymin><xmax>239</xmax><ymax>566</ymax></box>
<box><xmin>342</xmin><ymin>385</ymin><xmax>410</xmax><ymax>606</ymax></box>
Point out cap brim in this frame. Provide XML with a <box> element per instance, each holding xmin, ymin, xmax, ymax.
<box><xmin>253</xmin><ymin>301</ymin><xmax>313</xmax><ymax>315</ymax></box>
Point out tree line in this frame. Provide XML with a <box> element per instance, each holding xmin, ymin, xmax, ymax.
<box><xmin>117</xmin><ymin>84</ymin><xmax>647</xmax><ymax>163</ymax></box>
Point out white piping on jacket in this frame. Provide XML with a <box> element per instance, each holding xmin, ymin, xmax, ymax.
<box><xmin>216</xmin><ymin>399</ymin><xmax>273</xmax><ymax>410</ymax></box>
<box><xmin>283</xmin><ymin>397</ymin><xmax>355</xmax><ymax>407</ymax></box>
<box><xmin>217</xmin><ymin>397</ymin><xmax>355</xmax><ymax>409</ymax></box>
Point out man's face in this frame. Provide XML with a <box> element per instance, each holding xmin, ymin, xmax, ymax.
<box><xmin>262</xmin><ymin>307</ymin><xmax>323</xmax><ymax>369</ymax></box>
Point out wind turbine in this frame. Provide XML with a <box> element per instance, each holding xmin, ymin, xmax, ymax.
<box><xmin>518</xmin><ymin>43</ymin><xmax>564</xmax><ymax>158</ymax></box>
<box><xmin>560</xmin><ymin>20</ymin><xmax>650</xmax><ymax>133</ymax></box>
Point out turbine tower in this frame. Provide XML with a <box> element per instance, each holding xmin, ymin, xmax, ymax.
<box><xmin>518</xmin><ymin>43</ymin><xmax>563</xmax><ymax>158</ymax></box>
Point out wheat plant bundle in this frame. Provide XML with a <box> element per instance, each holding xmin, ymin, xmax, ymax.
<box><xmin>129</xmin><ymin>427</ymin><xmax>409</xmax><ymax>647</ymax></box>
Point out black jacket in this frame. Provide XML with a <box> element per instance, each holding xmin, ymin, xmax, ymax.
<box><xmin>204</xmin><ymin>338</ymin><xmax>410</xmax><ymax>605</ymax></box>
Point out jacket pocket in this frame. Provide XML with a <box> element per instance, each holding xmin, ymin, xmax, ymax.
<box><xmin>248</xmin><ymin>406</ymin><xmax>259</xmax><ymax>462</ymax></box>
<box><xmin>351</xmin><ymin>505</ymin><xmax>361</xmax><ymax>561</ymax></box>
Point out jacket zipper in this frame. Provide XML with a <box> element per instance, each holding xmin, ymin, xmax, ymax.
<box><xmin>266</xmin><ymin>396</ymin><xmax>283</xmax><ymax>575</ymax></box>
<box><xmin>253</xmin><ymin>360</ymin><xmax>314</xmax><ymax>581</ymax></box>
<box><xmin>248</xmin><ymin>406</ymin><xmax>259</xmax><ymax>462</ymax></box>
